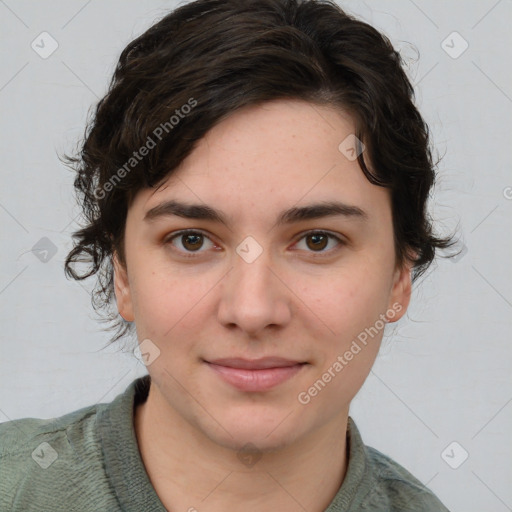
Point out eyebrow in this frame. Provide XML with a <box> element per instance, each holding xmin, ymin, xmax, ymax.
<box><xmin>143</xmin><ymin>199</ymin><xmax>368</xmax><ymax>227</ymax></box>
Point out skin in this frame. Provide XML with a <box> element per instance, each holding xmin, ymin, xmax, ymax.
<box><xmin>113</xmin><ymin>98</ymin><xmax>413</xmax><ymax>512</ymax></box>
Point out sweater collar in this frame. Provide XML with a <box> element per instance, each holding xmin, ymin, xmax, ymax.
<box><xmin>98</xmin><ymin>374</ymin><xmax>371</xmax><ymax>512</ymax></box>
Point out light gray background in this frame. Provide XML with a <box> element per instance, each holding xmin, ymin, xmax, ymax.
<box><xmin>1</xmin><ymin>1</ymin><xmax>511</xmax><ymax>511</ymax></box>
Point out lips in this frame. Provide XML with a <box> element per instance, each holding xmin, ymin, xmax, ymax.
<box><xmin>207</xmin><ymin>357</ymin><xmax>304</xmax><ymax>370</ymax></box>
<box><xmin>204</xmin><ymin>357</ymin><xmax>307</xmax><ymax>392</ymax></box>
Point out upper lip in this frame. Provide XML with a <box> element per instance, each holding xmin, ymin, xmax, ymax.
<box><xmin>206</xmin><ymin>357</ymin><xmax>304</xmax><ymax>370</ymax></box>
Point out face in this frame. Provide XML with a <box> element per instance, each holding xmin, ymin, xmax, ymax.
<box><xmin>114</xmin><ymin>99</ymin><xmax>412</xmax><ymax>452</ymax></box>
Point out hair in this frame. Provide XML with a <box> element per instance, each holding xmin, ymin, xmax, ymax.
<box><xmin>62</xmin><ymin>0</ymin><xmax>456</xmax><ymax>345</ymax></box>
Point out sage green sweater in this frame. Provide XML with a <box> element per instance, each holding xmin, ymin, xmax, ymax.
<box><xmin>0</xmin><ymin>375</ymin><xmax>449</xmax><ymax>511</ymax></box>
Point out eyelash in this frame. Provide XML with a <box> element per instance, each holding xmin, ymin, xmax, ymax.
<box><xmin>164</xmin><ymin>229</ymin><xmax>345</xmax><ymax>258</ymax></box>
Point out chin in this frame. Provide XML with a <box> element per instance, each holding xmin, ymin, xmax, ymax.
<box><xmin>200</xmin><ymin>408</ymin><xmax>307</xmax><ymax>453</ymax></box>
<box><xmin>211</xmin><ymin>427</ymin><xmax>299</xmax><ymax>455</ymax></box>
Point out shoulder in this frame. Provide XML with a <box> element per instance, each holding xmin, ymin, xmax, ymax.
<box><xmin>0</xmin><ymin>401</ymin><xmax>104</xmax><ymax>464</ymax></box>
<box><xmin>0</xmin><ymin>402</ymin><xmax>99</xmax><ymax>455</ymax></box>
<box><xmin>362</xmin><ymin>445</ymin><xmax>450</xmax><ymax>511</ymax></box>
<box><xmin>0</xmin><ymin>402</ymin><xmax>118</xmax><ymax>511</ymax></box>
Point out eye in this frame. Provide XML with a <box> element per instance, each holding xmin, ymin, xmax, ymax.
<box><xmin>293</xmin><ymin>230</ymin><xmax>344</xmax><ymax>255</ymax></box>
<box><xmin>164</xmin><ymin>229</ymin><xmax>344</xmax><ymax>258</ymax></box>
<box><xmin>165</xmin><ymin>230</ymin><xmax>217</xmax><ymax>256</ymax></box>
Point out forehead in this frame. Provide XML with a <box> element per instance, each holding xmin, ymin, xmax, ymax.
<box><xmin>131</xmin><ymin>99</ymin><xmax>390</xmax><ymax>225</ymax></box>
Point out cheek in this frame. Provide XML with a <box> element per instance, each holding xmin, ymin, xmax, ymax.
<box><xmin>304</xmin><ymin>265</ymin><xmax>391</xmax><ymax>340</ymax></box>
<box><xmin>301</xmin><ymin>274</ymin><xmax>388</xmax><ymax>408</ymax></box>
<box><xmin>129</xmin><ymin>263</ymin><xmax>218</xmax><ymax>341</ymax></box>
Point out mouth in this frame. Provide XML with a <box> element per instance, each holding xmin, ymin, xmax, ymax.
<box><xmin>204</xmin><ymin>357</ymin><xmax>308</xmax><ymax>392</ymax></box>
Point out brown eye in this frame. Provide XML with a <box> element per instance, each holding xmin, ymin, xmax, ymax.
<box><xmin>166</xmin><ymin>230</ymin><xmax>215</xmax><ymax>256</ymax></box>
<box><xmin>294</xmin><ymin>230</ymin><xmax>344</xmax><ymax>255</ymax></box>
<box><xmin>305</xmin><ymin>233</ymin><xmax>329</xmax><ymax>251</ymax></box>
<box><xmin>181</xmin><ymin>233</ymin><xmax>204</xmax><ymax>251</ymax></box>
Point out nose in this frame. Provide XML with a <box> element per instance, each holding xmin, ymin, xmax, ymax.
<box><xmin>216</xmin><ymin>246</ymin><xmax>292</xmax><ymax>337</ymax></box>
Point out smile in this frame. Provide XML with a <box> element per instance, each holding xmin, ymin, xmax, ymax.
<box><xmin>204</xmin><ymin>357</ymin><xmax>307</xmax><ymax>392</ymax></box>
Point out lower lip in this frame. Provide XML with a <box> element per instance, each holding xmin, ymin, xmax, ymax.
<box><xmin>205</xmin><ymin>362</ymin><xmax>305</xmax><ymax>392</ymax></box>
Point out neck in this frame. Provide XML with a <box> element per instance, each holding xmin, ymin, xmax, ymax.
<box><xmin>134</xmin><ymin>382</ymin><xmax>349</xmax><ymax>512</ymax></box>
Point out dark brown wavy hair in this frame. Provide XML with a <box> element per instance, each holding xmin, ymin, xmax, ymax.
<box><xmin>62</xmin><ymin>0</ymin><xmax>456</xmax><ymax>345</ymax></box>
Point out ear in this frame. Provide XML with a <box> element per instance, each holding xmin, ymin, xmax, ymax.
<box><xmin>386</xmin><ymin>258</ymin><xmax>414</xmax><ymax>323</ymax></box>
<box><xmin>113</xmin><ymin>251</ymin><xmax>134</xmax><ymax>322</ymax></box>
